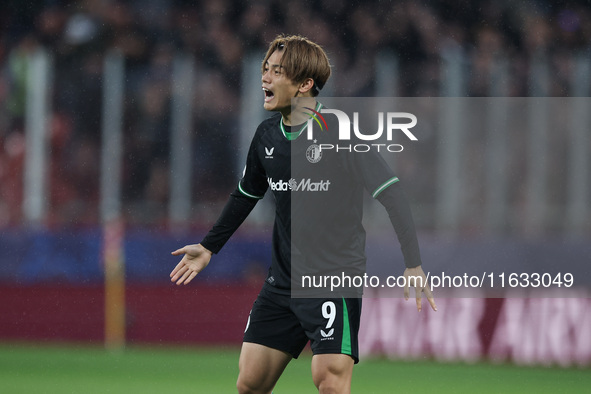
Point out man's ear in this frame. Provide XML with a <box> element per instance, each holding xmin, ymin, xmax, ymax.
<box><xmin>298</xmin><ymin>78</ymin><xmax>315</xmax><ymax>95</ymax></box>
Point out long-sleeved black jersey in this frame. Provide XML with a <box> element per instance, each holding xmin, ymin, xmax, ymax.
<box><xmin>202</xmin><ymin>102</ymin><xmax>422</xmax><ymax>295</ymax></box>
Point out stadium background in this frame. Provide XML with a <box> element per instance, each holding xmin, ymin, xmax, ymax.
<box><xmin>1</xmin><ymin>0</ymin><xmax>591</xmax><ymax>392</ymax></box>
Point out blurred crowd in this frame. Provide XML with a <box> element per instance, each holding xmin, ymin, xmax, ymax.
<box><xmin>0</xmin><ymin>0</ymin><xmax>590</xmax><ymax>228</ymax></box>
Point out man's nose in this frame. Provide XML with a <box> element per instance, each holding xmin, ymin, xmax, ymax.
<box><xmin>262</xmin><ymin>70</ymin><xmax>270</xmax><ymax>84</ymax></box>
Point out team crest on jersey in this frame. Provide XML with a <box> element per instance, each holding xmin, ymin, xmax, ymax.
<box><xmin>306</xmin><ymin>144</ymin><xmax>322</xmax><ymax>163</ymax></box>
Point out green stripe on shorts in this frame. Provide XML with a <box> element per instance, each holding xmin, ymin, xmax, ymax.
<box><xmin>341</xmin><ymin>298</ymin><xmax>352</xmax><ymax>356</ymax></box>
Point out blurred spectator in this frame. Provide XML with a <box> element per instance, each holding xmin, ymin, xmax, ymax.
<box><xmin>0</xmin><ymin>0</ymin><xmax>589</xmax><ymax>230</ymax></box>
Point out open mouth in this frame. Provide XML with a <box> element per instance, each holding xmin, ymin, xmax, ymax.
<box><xmin>263</xmin><ymin>87</ymin><xmax>274</xmax><ymax>102</ymax></box>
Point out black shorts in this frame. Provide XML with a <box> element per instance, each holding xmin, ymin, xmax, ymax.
<box><xmin>243</xmin><ymin>285</ymin><xmax>362</xmax><ymax>363</ymax></box>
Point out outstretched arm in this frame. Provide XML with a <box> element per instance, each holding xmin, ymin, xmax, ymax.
<box><xmin>376</xmin><ymin>182</ymin><xmax>436</xmax><ymax>312</ymax></box>
<box><xmin>169</xmin><ymin>189</ymin><xmax>260</xmax><ymax>285</ymax></box>
<box><xmin>200</xmin><ymin>189</ymin><xmax>260</xmax><ymax>254</ymax></box>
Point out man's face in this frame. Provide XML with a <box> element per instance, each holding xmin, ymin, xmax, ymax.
<box><xmin>261</xmin><ymin>50</ymin><xmax>300</xmax><ymax>112</ymax></box>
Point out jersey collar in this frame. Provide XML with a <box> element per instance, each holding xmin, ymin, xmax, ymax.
<box><xmin>280</xmin><ymin>102</ymin><xmax>323</xmax><ymax>141</ymax></box>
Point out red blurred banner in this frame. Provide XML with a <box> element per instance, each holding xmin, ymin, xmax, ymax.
<box><xmin>1</xmin><ymin>285</ymin><xmax>590</xmax><ymax>367</ymax></box>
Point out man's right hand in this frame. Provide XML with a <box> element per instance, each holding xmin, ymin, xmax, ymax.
<box><xmin>170</xmin><ymin>244</ymin><xmax>212</xmax><ymax>285</ymax></box>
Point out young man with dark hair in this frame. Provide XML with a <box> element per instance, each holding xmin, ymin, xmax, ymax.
<box><xmin>170</xmin><ymin>34</ymin><xmax>436</xmax><ymax>394</ymax></box>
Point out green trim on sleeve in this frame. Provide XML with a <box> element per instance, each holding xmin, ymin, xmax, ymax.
<box><xmin>238</xmin><ymin>181</ymin><xmax>264</xmax><ymax>199</ymax></box>
<box><xmin>341</xmin><ymin>298</ymin><xmax>352</xmax><ymax>356</ymax></box>
<box><xmin>372</xmin><ymin>177</ymin><xmax>399</xmax><ymax>198</ymax></box>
